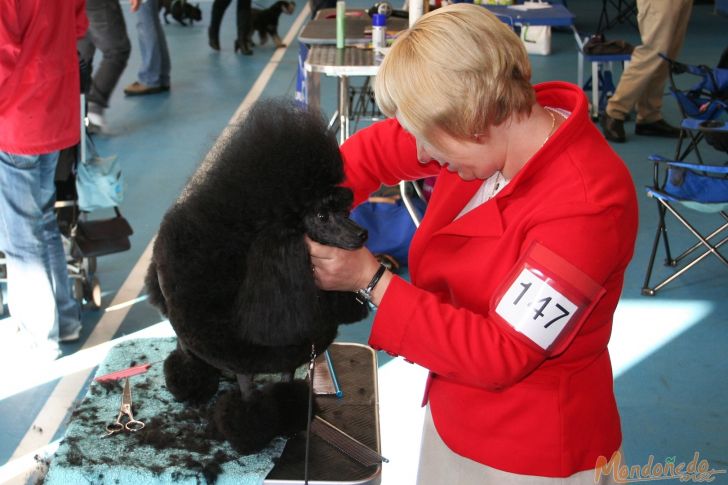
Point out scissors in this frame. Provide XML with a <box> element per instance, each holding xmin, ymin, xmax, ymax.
<box><xmin>104</xmin><ymin>377</ymin><xmax>145</xmax><ymax>436</ymax></box>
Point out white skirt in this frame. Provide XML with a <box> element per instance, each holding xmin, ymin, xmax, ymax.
<box><xmin>416</xmin><ymin>406</ymin><xmax>621</xmax><ymax>485</ymax></box>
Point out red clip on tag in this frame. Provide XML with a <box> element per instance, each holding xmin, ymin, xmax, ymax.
<box><xmin>94</xmin><ymin>363</ymin><xmax>152</xmax><ymax>382</ymax></box>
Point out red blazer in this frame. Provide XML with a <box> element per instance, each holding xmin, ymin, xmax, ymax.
<box><xmin>0</xmin><ymin>0</ymin><xmax>88</xmax><ymax>154</ymax></box>
<box><xmin>340</xmin><ymin>82</ymin><xmax>638</xmax><ymax>477</ymax></box>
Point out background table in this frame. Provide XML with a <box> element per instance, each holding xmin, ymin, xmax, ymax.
<box><xmin>305</xmin><ymin>46</ymin><xmax>381</xmax><ymax>143</ymax></box>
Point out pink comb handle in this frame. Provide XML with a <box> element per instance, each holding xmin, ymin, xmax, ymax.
<box><xmin>94</xmin><ymin>363</ymin><xmax>152</xmax><ymax>382</ymax></box>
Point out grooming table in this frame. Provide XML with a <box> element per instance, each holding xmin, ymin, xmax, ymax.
<box><xmin>45</xmin><ymin>338</ymin><xmax>382</xmax><ymax>485</ymax></box>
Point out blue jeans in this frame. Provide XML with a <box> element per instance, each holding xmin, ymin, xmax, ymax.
<box><xmin>137</xmin><ymin>0</ymin><xmax>171</xmax><ymax>87</ymax></box>
<box><xmin>0</xmin><ymin>151</ymin><xmax>80</xmax><ymax>353</ymax></box>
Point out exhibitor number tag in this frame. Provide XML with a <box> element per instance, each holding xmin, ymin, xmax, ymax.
<box><xmin>495</xmin><ymin>268</ymin><xmax>579</xmax><ymax>350</ymax></box>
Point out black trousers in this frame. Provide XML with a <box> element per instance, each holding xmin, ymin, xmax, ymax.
<box><xmin>209</xmin><ymin>0</ymin><xmax>252</xmax><ymax>43</ymax></box>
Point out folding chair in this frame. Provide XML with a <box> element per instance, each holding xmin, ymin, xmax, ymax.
<box><xmin>641</xmin><ymin>152</ymin><xmax>728</xmax><ymax>296</ymax></box>
<box><xmin>660</xmin><ymin>54</ymin><xmax>728</xmax><ymax>162</ymax></box>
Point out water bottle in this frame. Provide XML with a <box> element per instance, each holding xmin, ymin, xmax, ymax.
<box><xmin>372</xmin><ymin>13</ymin><xmax>387</xmax><ymax>51</ymax></box>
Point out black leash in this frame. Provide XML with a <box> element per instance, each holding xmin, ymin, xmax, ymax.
<box><xmin>304</xmin><ymin>343</ymin><xmax>316</xmax><ymax>485</ymax></box>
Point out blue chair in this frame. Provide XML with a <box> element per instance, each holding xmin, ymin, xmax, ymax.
<box><xmin>641</xmin><ymin>153</ymin><xmax>728</xmax><ymax>295</ymax></box>
<box><xmin>660</xmin><ymin>54</ymin><xmax>728</xmax><ymax>162</ymax></box>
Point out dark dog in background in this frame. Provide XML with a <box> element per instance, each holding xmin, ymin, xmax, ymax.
<box><xmin>145</xmin><ymin>98</ymin><xmax>369</xmax><ymax>454</ymax></box>
<box><xmin>249</xmin><ymin>1</ymin><xmax>296</xmax><ymax>48</ymax></box>
<box><xmin>159</xmin><ymin>0</ymin><xmax>202</xmax><ymax>26</ymax></box>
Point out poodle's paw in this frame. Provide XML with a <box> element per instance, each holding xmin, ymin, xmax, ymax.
<box><xmin>163</xmin><ymin>348</ymin><xmax>220</xmax><ymax>403</ymax></box>
<box><xmin>214</xmin><ymin>389</ymin><xmax>281</xmax><ymax>454</ymax></box>
<box><xmin>266</xmin><ymin>379</ymin><xmax>315</xmax><ymax>435</ymax></box>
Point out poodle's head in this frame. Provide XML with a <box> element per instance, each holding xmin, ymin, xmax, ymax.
<box><xmin>199</xmin><ymin>98</ymin><xmax>352</xmax><ymax>225</ymax></box>
<box><xmin>304</xmin><ymin>186</ymin><xmax>368</xmax><ymax>249</ymax></box>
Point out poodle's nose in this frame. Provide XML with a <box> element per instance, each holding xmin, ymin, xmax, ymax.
<box><xmin>357</xmin><ymin>227</ymin><xmax>368</xmax><ymax>242</ymax></box>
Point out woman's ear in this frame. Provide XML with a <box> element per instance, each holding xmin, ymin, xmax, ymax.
<box><xmin>235</xmin><ymin>228</ymin><xmax>318</xmax><ymax>346</ymax></box>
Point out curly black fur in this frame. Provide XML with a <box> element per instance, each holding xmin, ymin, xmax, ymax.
<box><xmin>145</xmin><ymin>98</ymin><xmax>369</xmax><ymax>454</ymax></box>
<box><xmin>249</xmin><ymin>1</ymin><xmax>296</xmax><ymax>48</ymax></box>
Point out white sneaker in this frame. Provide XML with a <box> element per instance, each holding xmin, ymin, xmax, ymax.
<box><xmin>86</xmin><ymin>110</ymin><xmax>106</xmax><ymax>134</ymax></box>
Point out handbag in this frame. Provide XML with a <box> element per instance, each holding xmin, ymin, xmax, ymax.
<box><xmin>520</xmin><ymin>25</ymin><xmax>551</xmax><ymax>56</ymax></box>
<box><xmin>75</xmin><ymin>138</ymin><xmax>125</xmax><ymax>212</ymax></box>
<box><xmin>74</xmin><ymin>208</ymin><xmax>133</xmax><ymax>257</ymax></box>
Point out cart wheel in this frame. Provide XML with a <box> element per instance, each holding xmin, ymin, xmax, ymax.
<box><xmin>72</xmin><ymin>278</ymin><xmax>84</xmax><ymax>304</ymax></box>
<box><xmin>84</xmin><ymin>276</ymin><xmax>102</xmax><ymax>310</ymax></box>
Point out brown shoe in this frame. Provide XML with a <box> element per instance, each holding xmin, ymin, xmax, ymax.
<box><xmin>600</xmin><ymin>113</ymin><xmax>626</xmax><ymax>143</ymax></box>
<box><xmin>124</xmin><ymin>81</ymin><xmax>169</xmax><ymax>96</ymax></box>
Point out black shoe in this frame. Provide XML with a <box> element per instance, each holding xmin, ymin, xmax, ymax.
<box><xmin>600</xmin><ymin>113</ymin><xmax>626</xmax><ymax>143</ymax></box>
<box><xmin>234</xmin><ymin>39</ymin><xmax>253</xmax><ymax>55</ymax></box>
<box><xmin>208</xmin><ymin>28</ymin><xmax>220</xmax><ymax>51</ymax></box>
<box><xmin>635</xmin><ymin>119</ymin><xmax>681</xmax><ymax>138</ymax></box>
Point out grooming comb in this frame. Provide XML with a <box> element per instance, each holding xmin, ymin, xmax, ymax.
<box><xmin>310</xmin><ymin>415</ymin><xmax>388</xmax><ymax>467</ymax></box>
<box><xmin>313</xmin><ymin>350</ymin><xmax>343</xmax><ymax>398</ymax></box>
<box><xmin>94</xmin><ymin>363</ymin><xmax>152</xmax><ymax>382</ymax></box>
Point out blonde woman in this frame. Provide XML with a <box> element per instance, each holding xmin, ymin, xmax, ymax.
<box><xmin>307</xmin><ymin>4</ymin><xmax>636</xmax><ymax>483</ymax></box>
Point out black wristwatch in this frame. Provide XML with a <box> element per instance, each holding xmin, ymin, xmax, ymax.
<box><xmin>355</xmin><ymin>264</ymin><xmax>388</xmax><ymax>306</ymax></box>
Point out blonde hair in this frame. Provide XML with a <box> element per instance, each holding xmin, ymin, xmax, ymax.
<box><xmin>375</xmin><ymin>3</ymin><xmax>535</xmax><ymax>144</ymax></box>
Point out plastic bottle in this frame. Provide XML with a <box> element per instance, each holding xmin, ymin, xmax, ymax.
<box><xmin>372</xmin><ymin>13</ymin><xmax>387</xmax><ymax>51</ymax></box>
<box><xmin>336</xmin><ymin>0</ymin><xmax>346</xmax><ymax>49</ymax></box>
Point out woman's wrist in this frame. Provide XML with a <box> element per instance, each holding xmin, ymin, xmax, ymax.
<box><xmin>368</xmin><ymin>269</ymin><xmax>393</xmax><ymax>307</ymax></box>
<box><xmin>355</xmin><ymin>262</ymin><xmax>392</xmax><ymax>307</ymax></box>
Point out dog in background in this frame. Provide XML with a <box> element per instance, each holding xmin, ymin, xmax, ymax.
<box><xmin>249</xmin><ymin>1</ymin><xmax>296</xmax><ymax>49</ymax></box>
<box><xmin>159</xmin><ymin>0</ymin><xmax>202</xmax><ymax>26</ymax></box>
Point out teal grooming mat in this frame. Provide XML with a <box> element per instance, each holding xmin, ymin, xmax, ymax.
<box><xmin>46</xmin><ymin>338</ymin><xmax>382</xmax><ymax>484</ymax></box>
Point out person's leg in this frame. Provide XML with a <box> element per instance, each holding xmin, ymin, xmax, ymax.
<box><xmin>153</xmin><ymin>0</ymin><xmax>172</xmax><ymax>88</ymax></box>
<box><xmin>633</xmin><ymin>0</ymin><xmax>693</xmax><ymax>124</ymax></box>
<box><xmin>0</xmin><ymin>152</ymin><xmax>69</xmax><ymax>359</ymax></box>
<box><xmin>209</xmin><ymin>0</ymin><xmax>233</xmax><ymax>50</ymax></box>
<box><xmin>83</xmin><ymin>0</ymin><xmax>132</xmax><ymax>109</ymax></box>
<box><xmin>605</xmin><ymin>0</ymin><xmax>663</xmax><ymax>122</ymax></box>
<box><xmin>38</xmin><ymin>154</ymin><xmax>81</xmax><ymax>341</ymax></box>
<box><xmin>133</xmin><ymin>0</ymin><xmax>167</xmax><ymax>88</ymax></box>
<box><xmin>235</xmin><ymin>0</ymin><xmax>253</xmax><ymax>54</ymax></box>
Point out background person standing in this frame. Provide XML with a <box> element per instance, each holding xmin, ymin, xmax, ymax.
<box><xmin>124</xmin><ymin>0</ymin><xmax>171</xmax><ymax>95</ymax></box>
<box><xmin>0</xmin><ymin>0</ymin><xmax>88</xmax><ymax>362</ymax></box>
<box><xmin>600</xmin><ymin>0</ymin><xmax>694</xmax><ymax>143</ymax></box>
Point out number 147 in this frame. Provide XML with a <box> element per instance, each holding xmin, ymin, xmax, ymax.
<box><xmin>512</xmin><ymin>282</ymin><xmax>570</xmax><ymax>328</ymax></box>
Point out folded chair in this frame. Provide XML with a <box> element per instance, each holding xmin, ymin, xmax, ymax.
<box><xmin>660</xmin><ymin>54</ymin><xmax>728</xmax><ymax>162</ymax></box>
<box><xmin>641</xmin><ymin>153</ymin><xmax>728</xmax><ymax>295</ymax></box>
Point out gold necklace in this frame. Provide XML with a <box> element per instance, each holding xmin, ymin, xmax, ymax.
<box><xmin>542</xmin><ymin>107</ymin><xmax>558</xmax><ymax>147</ymax></box>
<box><xmin>491</xmin><ymin>107</ymin><xmax>558</xmax><ymax>199</ymax></box>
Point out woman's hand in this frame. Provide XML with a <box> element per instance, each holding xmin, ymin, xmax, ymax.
<box><xmin>305</xmin><ymin>236</ymin><xmax>382</xmax><ymax>292</ymax></box>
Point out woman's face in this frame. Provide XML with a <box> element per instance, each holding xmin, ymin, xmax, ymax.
<box><xmin>415</xmin><ymin>131</ymin><xmax>502</xmax><ymax>182</ymax></box>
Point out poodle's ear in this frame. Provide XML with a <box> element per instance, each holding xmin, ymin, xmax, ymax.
<box><xmin>235</xmin><ymin>227</ymin><xmax>318</xmax><ymax>346</ymax></box>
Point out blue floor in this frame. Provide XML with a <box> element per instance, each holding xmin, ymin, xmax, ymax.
<box><xmin>1</xmin><ymin>1</ymin><xmax>727</xmax><ymax>483</ymax></box>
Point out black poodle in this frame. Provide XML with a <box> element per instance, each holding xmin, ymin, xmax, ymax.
<box><xmin>145</xmin><ymin>98</ymin><xmax>370</xmax><ymax>454</ymax></box>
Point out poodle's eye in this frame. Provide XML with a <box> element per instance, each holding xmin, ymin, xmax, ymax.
<box><xmin>317</xmin><ymin>213</ymin><xmax>329</xmax><ymax>222</ymax></box>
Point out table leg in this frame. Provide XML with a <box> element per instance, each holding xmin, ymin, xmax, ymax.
<box><xmin>307</xmin><ymin>71</ymin><xmax>321</xmax><ymax>114</ymax></box>
<box><xmin>338</xmin><ymin>75</ymin><xmax>349</xmax><ymax>145</ymax></box>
